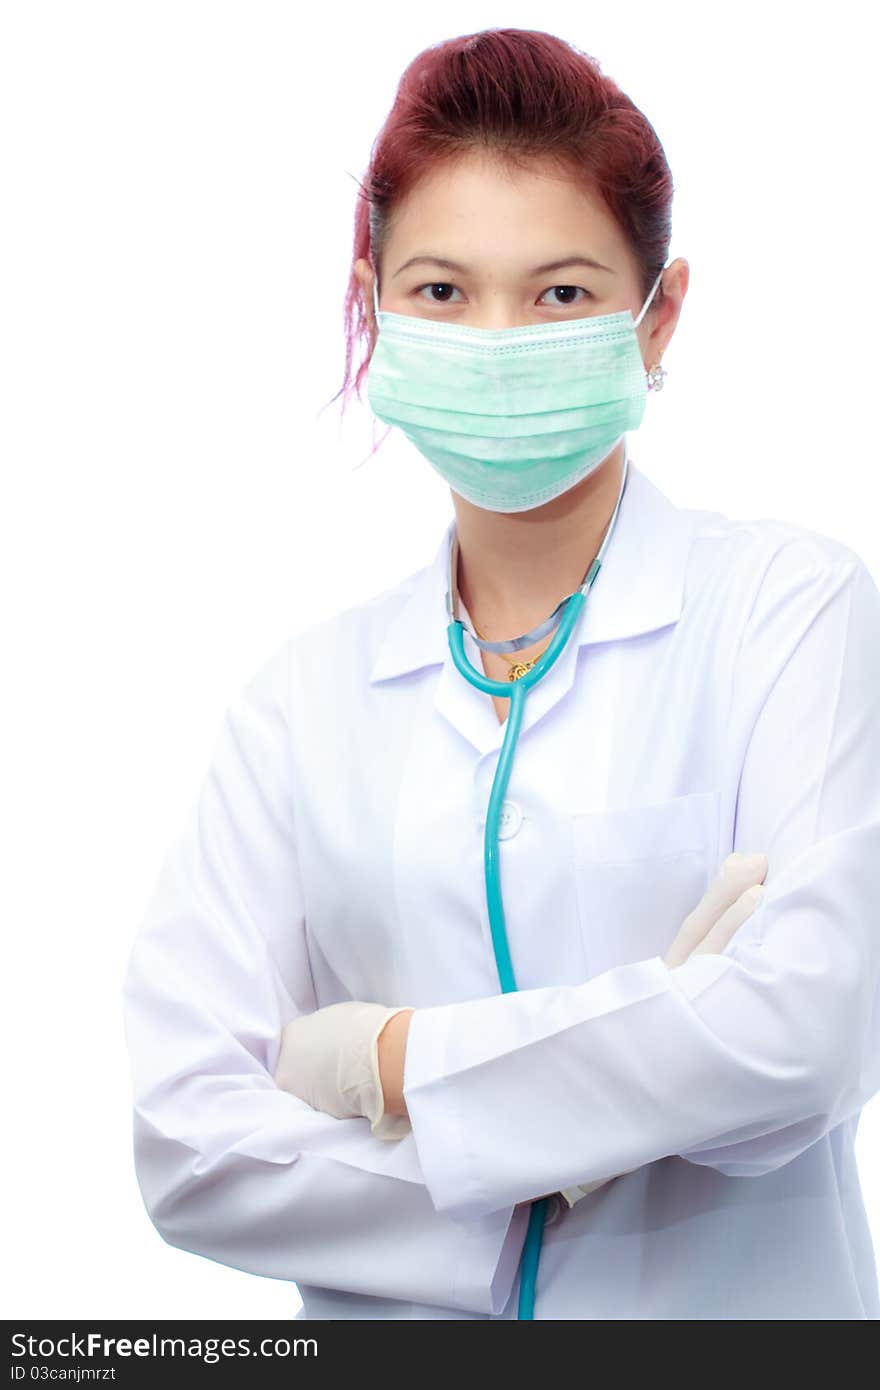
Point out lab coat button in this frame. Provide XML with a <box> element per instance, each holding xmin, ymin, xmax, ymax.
<box><xmin>497</xmin><ymin>800</ymin><xmax>523</xmax><ymax>839</ymax></box>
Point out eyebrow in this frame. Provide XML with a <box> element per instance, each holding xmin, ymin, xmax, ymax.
<box><xmin>391</xmin><ymin>254</ymin><xmax>616</xmax><ymax>279</ymax></box>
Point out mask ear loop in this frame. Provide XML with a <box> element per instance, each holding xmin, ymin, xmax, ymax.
<box><xmin>636</xmin><ymin>265</ymin><xmax>668</xmax><ymax>390</ymax></box>
<box><xmin>634</xmin><ymin>265</ymin><xmax>665</xmax><ymax>328</ymax></box>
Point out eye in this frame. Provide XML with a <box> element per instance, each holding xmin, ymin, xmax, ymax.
<box><xmin>538</xmin><ymin>285</ymin><xmax>593</xmax><ymax>306</ymax></box>
<box><xmin>412</xmin><ymin>282</ymin><xmax>594</xmax><ymax>308</ymax></box>
<box><xmin>414</xmin><ymin>282</ymin><xmax>463</xmax><ymax>304</ymax></box>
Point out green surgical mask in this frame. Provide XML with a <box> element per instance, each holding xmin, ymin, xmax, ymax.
<box><xmin>366</xmin><ymin>266</ymin><xmax>665</xmax><ymax>513</ymax></box>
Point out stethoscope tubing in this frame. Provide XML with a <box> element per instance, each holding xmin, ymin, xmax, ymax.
<box><xmin>447</xmin><ymin>588</ymin><xmax>586</xmax><ymax>995</ymax></box>
<box><xmin>446</xmin><ymin>592</ymin><xmax>592</xmax><ymax>1317</ymax></box>
<box><xmin>443</xmin><ymin>455</ymin><xmax>630</xmax><ymax>1318</ymax></box>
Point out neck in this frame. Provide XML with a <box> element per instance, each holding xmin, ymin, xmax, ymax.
<box><xmin>452</xmin><ymin>441</ymin><xmax>626</xmax><ymax>638</ymax></box>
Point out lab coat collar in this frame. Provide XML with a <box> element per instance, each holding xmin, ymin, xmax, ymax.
<box><xmin>368</xmin><ymin>457</ymin><xmax>697</xmax><ymax>687</ymax></box>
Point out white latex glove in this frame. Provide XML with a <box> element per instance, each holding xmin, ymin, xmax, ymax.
<box><xmin>274</xmin><ymin>1000</ymin><xmax>414</xmax><ymax>1141</ymax></box>
<box><xmin>556</xmin><ymin>850</ymin><xmax>769</xmax><ymax>1209</ymax></box>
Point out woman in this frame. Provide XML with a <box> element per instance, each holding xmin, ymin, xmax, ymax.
<box><xmin>122</xmin><ymin>29</ymin><xmax>880</xmax><ymax>1320</ymax></box>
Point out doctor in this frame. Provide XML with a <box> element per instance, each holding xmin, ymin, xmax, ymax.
<box><xmin>122</xmin><ymin>29</ymin><xmax>880</xmax><ymax>1320</ymax></box>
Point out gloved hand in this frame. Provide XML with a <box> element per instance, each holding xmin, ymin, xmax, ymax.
<box><xmin>660</xmin><ymin>849</ymin><xmax>768</xmax><ymax>968</ymax></box>
<box><xmin>275</xmin><ymin>857</ymin><xmax>769</xmax><ymax>1192</ymax></box>
<box><xmin>273</xmin><ymin>1000</ymin><xmax>415</xmax><ymax>1141</ymax></box>
<box><xmin>548</xmin><ymin>850</ymin><xmax>770</xmax><ymax>1210</ymax></box>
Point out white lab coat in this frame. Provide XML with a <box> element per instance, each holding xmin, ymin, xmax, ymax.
<box><xmin>122</xmin><ymin>457</ymin><xmax>880</xmax><ymax>1319</ymax></box>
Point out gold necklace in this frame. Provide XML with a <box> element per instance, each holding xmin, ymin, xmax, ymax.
<box><xmin>470</xmin><ymin>618</ymin><xmax>552</xmax><ymax>682</ymax></box>
<box><xmin>453</xmin><ymin>533</ymin><xmax>554</xmax><ymax>681</ymax></box>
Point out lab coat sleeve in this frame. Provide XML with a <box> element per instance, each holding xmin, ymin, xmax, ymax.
<box><xmin>122</xmin><ymin>637</ymin><xmax>524</xmax><ymax>1313</ymax></box>
<box><xmin>402</xmin><ymin>544</ymin><xmax>880</xmax><ymax>1221</ymax></box>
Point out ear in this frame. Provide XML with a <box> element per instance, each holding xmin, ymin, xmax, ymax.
<box><xmin>354</xmin><ymin>257</ymin><xmax>378</xmax><ymax>331</ymax></box>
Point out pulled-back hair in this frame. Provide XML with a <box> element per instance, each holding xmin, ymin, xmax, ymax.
<box><xmin>325</xmin><ymin>28</ymin><xmax>674</xmax><ymax>439</ymax></box>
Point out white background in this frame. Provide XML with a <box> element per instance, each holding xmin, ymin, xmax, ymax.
<box><xmin>3</xmin><ymin>1</ymin><xmax>878</xmax><ymax>1319</ymax></box>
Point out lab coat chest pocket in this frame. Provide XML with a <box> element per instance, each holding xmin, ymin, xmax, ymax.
<box><xmin>572</xmin><ymin>790</ymin><xmax>721</xmax><ymax>977</ymax></box>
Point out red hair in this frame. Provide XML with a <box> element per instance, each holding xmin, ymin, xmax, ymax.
<box><xmin>321</xmin><ymin>28</ymin><xmax>674</xmax><ymax>449</ymax></box>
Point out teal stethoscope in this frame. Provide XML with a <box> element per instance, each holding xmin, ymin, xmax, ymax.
<box><xmin>443</xmin><ymin>448</ymin><xmax>631</xmax><ymax>1320</ymax></box>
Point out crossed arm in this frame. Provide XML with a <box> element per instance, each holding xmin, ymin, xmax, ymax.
<box><xmin>378</xmin><ymin>1009</ymin><xmax>415</xmax><ymax>1117</ymax></box>
<box><xmin>275</xmin><ymin>549</ymin><xmax>880</xmax><ymax>1221</ymax></box>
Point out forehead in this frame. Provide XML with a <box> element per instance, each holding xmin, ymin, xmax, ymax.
<box><xmin>386</xmin><ymin>150</ymin><xmax>625</xmax><ymax>268</ymax></box>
